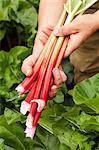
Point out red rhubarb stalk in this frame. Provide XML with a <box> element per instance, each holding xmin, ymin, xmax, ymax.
<box><xmin>29</xmin><ymin>37</ymin><xmax>69</xmax><ymax>137</ymax></box>
<box><xmin>26</xmin><ymin>39</ymin><xmax>57</xmax><ymax>128</ymax></box>
<box><xmin>20</xmin><ymin>81</ymin><xmax>37</xmax><ymax>115</ymax></box>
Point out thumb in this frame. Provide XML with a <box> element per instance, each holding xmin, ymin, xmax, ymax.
<box><xmin>53</xmin><ymin>23</ymin><xmax>76</xmax><ymax>36</ymax></box>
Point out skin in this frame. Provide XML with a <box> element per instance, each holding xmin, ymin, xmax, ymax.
<box><xmin>54</xmin><ymin>11</ymin><xmax>99</xmax><ymax>57</ymax></box>
<box><xmin>22</xmin><ymin>0</ymin><xmax>99</xmax><ymax>97</ymax></box>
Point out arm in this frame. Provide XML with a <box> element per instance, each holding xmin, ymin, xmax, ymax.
<box><xmin>54</xmin><ymin>10</ymin><xmax>99</xmax><ymax>57</ymax></box>
<box><xmin>38</xmin><ymin>0</ymin><xmax>66</xmax><ymax>30</ymax></box>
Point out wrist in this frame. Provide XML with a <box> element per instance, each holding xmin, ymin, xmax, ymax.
<box><xmin>38</xmin><ymin>0</ymin><xmax>67</xmax><ymax>29</ymax></box>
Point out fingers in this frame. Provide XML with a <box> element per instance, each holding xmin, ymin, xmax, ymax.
<box><xmin>49</xmin><ymin>68</ymin><xmax>67</xmax><ymax>98</ymax></box>
<box><xmin>38</xmin><ymin>31</ymin><xmax>49</xmax><ymax>45</ymax></box>
<box><xmin>59</xmin><ymin>70</ymin><xmax>67</xmax><ymax>82</ymax></box>
<box><xmin>53</xmin><ymin>23</ymin><xmax>77</xmax><ymax>36</ymax></box>
<box><xmin>33</xmin><ymin>34</ymin><xmax>46</xmax><ymax>56</ymax></box>
<box><xmin>42</xmin><ymin>25</ymin><xmax>54</xmax><ymax>37</ymax></box>
<box><xmin>33</xmin><ymin>26</ymin><xmax>53</xmax><ymax>56</ymax></box>
<box><xmin>52</xmin><ymin>68</ymin><xmax>67</xmax><ymax>86</ymax></box>
<box><xmin>21</xmin><ymin>55</ymin><xmax>36</xmax><ymax>76</ymax></box>
<box><xmin>49</xmin><ymin>85</ymin><xmax>57</xmax><ymax>98</ymax></box>
<box><xmin>64</xmin><ymin>33</ymin><xmax>84</xmax><ymax>57</ymax></box>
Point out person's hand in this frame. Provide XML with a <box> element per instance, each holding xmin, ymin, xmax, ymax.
<box><xmin>21</xmin><ymin>26</ymin><xmax>67</xmax><ymax>98</ymax></box>
<box><xmin>54</xmin><ymin>14</ymin><xmax>99</xmax><ymax>57</ymax></box>
<box><xmin>49</xmin><ymin>67</ymin><xmax>67</xmax><ymax>98</ymax></box>
<box><xmin>21</xmin><ymin>26</ymin><xmax>53</xmax><ymax>76</ymax></box>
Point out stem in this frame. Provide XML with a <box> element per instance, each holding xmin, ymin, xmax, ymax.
<box><xmin>25</xmin><ymin>81</ymin><xmax>37</xmax><ymax>104</ymax></box>
<box><xmin>76</xmin><ymin>0</ymin><xmax>98</xmax><ymax>15</ymax></box>
<box><xmin>28</xmin><ymin>39</ymin><xmax>57</xmax><ymax>126</ymax></box>
<box><xmin>55</xmin><ymin>37</ymin><xmax>69</xmax><ymax>68</ymax></box>
<box><xmin>40</xmin><ymin>36</ymin><xmax>64</xmax><ymax>100</ymax></box>
<box><xmin>64</xmin><ymin>0</ymin><xmax>82</xmax><ymax>24</ymax></box>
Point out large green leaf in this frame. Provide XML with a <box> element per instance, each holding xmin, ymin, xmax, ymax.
<box><xmin>4</xmin><ymin>108</ymin><xmax>22</xmax><ymax>125</ymax></box>
<box><xmin>0</xmin><ymin>0</ymin><xmax>38</xmax><ymax>46</ymax></box>
<box><xmin>53</xmin><ymin>119</ymin><xmax>95</xmax><ymax>150</ymax></box>
<box><xmin>0</xmin><ymin>46</ymin><xmax>31</xmax><ymax>99</ymax></box>
<box><xmin>63</xmin><ymin>107</ymin><xmax>99</xmax><ymax>132</ymax></box>
<box><xmin>36</xmin><ymin>126</ymin><xmax>60</xmax><ymax>150</ymax></box>
<box><xmin>72</xmin><ymin>74</ymin><xmax>99</xmax><ymax>113</ymax></box>
<box><xmin>0</xmin><ymin>116</ymin><xmax>25</xmax><ymax>150</ymax></box>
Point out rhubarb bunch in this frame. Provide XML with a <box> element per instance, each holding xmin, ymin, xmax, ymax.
<box><xmin>16</xmin><ymin>0</ymin><xmax>98</xmax><ymax>139</ymax></box>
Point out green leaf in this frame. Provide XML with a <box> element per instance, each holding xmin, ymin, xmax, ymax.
<box><xmin>0</xmin><ymin>138</ymin><xmax>15</xmax><ymax>150</ymax></box>
<box><xmin>4</xmin><ymin>108</ymin><xmax>22</xmax><ymax>125</ymax></box>
<box><xmin>0</xmin><ymin>46</ymin><xmax>31</xmax><ymax>99</ymax></box>
<box><xmin>63</xmin><ymin>107</ymin><xmax>99</xmax><ymax>132</ymax></box>
<box><xmin>16</xmin><ymin>5</ymin><xmax>37</xmax><ymax>28</ymax></box>
<box><xmin>53</xmin><ymin>119</ymin><xmax>95</xmax><ymax>150</ymax></box>
<box><xmin>72</xmin><ymin>74</ymin><xmax>99</xmax><ymax>113</ymax></box>
<box><xmin>36</xmin><ymin>126</ymin><xmax>60</xmax><ymax>150</ymax></box>
<box><xmin>39</xmin><ymin>101</ymin><xmax>66</xmax><ymax>134</ymax></box>
<box><xmin>0</xmin><ymin>138</ymin><xmax>5</xmax><ymax>150</ymax></box>
<box><xmin>53</xmin><ymin>89</ymin><xmax>64</xmax><ymax>104</ymax></box>
<box><xmin>0</xmin><ymin>116</ymin><xmax>25</xmax><ymax>150</ymax></box>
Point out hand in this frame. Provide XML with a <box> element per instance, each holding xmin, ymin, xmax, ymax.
<box><xmin>21</xmin><ymin>26</ymin><xmax>53</xmax><ymax>76</ymax></box>
<box><xmin>21</xmin><ymin>26</ymin><xmax>67</xmax><ymax>98</ymax></box>
<box><xmin>54</xmin><ymin>14</ymin><xmax>99</xmax><ymax>57</ymax></box>
<box><xmin>49</xmin><ymin>67</ymin><xmax>67</xmax><ymax>98</ymax></box>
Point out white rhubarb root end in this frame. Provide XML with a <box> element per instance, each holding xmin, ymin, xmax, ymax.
<box><xmin>20</xmin><ymin>101</ymin><xmax>30</xmax><ymax>115</ymax></box>
<box><xmin>15</xmin><ymin>85</ymin><xmax>25</xmax><ymax>95</ymax></box>
<box><xmin>25</xmin><ymin>126</ymin><xmax>36</xmax><ymax>139</ymax></box>
<box><xmin>26</xmin><ymin>113</ymin><xmax>34</xmax><ymax>128</ymax></box>
<box><xmin>31</xmin><ymin>99</ymin><xmax>46</xmax><ymax>112</ymax></box>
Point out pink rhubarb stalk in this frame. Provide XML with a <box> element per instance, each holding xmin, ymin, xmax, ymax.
<box><xmin>26</xmin><ymin>39</ymin><xmax>57</xmax><ymax>128</ymax></box>
<box><xmin>29</xmin><ymin>37</ymin><xmax>69</xmax><ymax>137</ymax></box>
<box><xmin>20</xmin><ymin>81</ymin><xmax>37</xmax><ymax>115</ymax></box>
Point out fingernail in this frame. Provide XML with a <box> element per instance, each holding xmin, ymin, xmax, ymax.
<box><xmin>53</xmin><ymin>28</ymin><xmax>60</xmax><ymax>35</ymax></box>
<box><xmin>51</xmin><ymin>85</ymin><xmax>57</xmax><ymax>90</ymax></box>
<box><xmin>26</xmin><ymin>69</ymin><xmax>32</xmax><ymax>76</ymax></box>
<box><xmin>53</xmin><ymin>68</ymin><xmax>58</xmax><ymax>74</ymax></box>
<box><xmin>63</xmin><ymin>75</ymin><xmax>67</xmax><ymax>82</ymax></box>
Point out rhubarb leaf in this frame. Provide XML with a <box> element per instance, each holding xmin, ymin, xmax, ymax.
<box><xmin>53</xmin><ymin>119</ymin><xmax>95</xmax><ymax>150</ymax></box>
<box><xmin>0</xmin><ymin>116</ymin><xmax>25</xmax><ymax>150</ymax></box>
<box><xmin>0</xmin><ymin>46</ymin><xmax>31</xmax><ymax>99</ymax></box>
<box><xmin>0</xmin><ymin>138</ymin><xmax>15</xmax><ymax>150</ymax></box>
<box><xmin>36</xmin><ymin>126</ymin><xmax>60</xmax><ymax>150</ymax></box>
<box><xmin>4</xmin><ymin>108</ymin><xmax>22</xmax><ymax>125</ymax></box>
<box><xmin>53</xmin><ymin>89</ymin><xmax>64</xmax><ymax>104</ymax></box>
<box><xmin>0</xmin><ymin>138</ymin><xmax>5</xmax><ymax>150</ymax></box>
<box><xmin>0</xmin><ymin>0</ymin><xmax>38</xmax><ymax>47</ymax></box>
<box><xmin>72</xmin><ymin>74</ymin><xmax>99</xmax><ymax>113</ymax></box>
